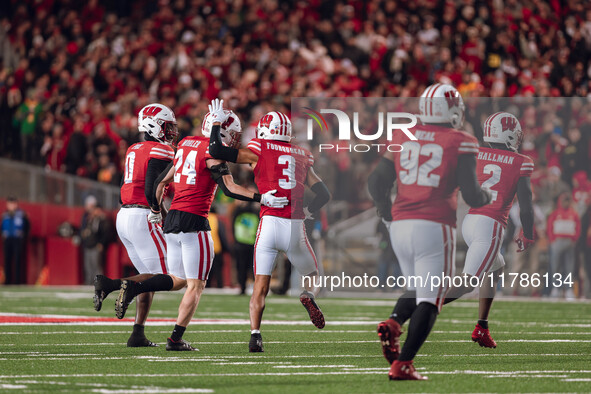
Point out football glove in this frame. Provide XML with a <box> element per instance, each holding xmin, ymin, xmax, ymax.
<box><xmin>303</xmin><ymin>207</ymin><xmax>315</xmax><ymax>221</ymax></box>
<box><xmin>515</xmin><ymin>230</ymin><xmax>534</xmax><ymax>253</ymax></box>
<box><xmin>208</xmin><ymin>98</ymin><xmax>229</xmax><ymax>124</ymax></box>
<box><xmin>260</xmin><ymin>189</ymin><xmax>289</xmax><ymax>208</ymax></box>
<box><xmin>148</xmin><ymin>209</ymin><xmax>162</xmax><ymax>225</ymax></box>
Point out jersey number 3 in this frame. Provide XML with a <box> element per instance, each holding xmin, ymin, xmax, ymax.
<box><xmin>278</xmin><ymin>155</ymin><xmax>296</xmax><ymax>190</ymax></box>
<box><xmin>399</xmin><ymin>142</ymin><xmax>443</xmax><ymax>187</ymax></box>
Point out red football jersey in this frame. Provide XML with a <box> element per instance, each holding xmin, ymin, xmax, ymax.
<box><xmin>469</xmin><ymin>147</ymin><xmax>534</xmax><ymax>226</ymax></box>
<box><xmin>247</xmin><ymin>138</ymin><xmax>314</xmax><ymax>219</ymax></box>
<box><xmin>169</xmin><ymin>136</ymin><xmax>217</xmax><ymax>218</ymax></box>
<box><xmin>389</xmin><ymin>124</ymin><xmax>480</xmax><ymax>227</ymax></box>
<box><xmin>121</xmin><ymin>141</ymin><xmax>174</xmax><ymax>206</ymax></box>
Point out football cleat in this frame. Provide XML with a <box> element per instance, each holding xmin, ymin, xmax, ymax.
<box><xmin>299</xmin><ymin>291</ymin><xmax>325</xmax><ymax>329</ymax></box>
<box><xmin>377</xmin><ymin>318</ymin><xmax>403</xmax><ymax>364</ymax></box>
<box><xmin>471</xmin><ymin>324</ymin><xmax>497</xmax><ymax>348</ymax></box>
<box><xmin>93</xmin><ymin>275</ymin><xmax>110</xmax><ymax>312</ymax></box>
<box><xmin>389</xmin><ymin>360</ymin><xmax>428</xmax><ymax>380</ymax></box>
<box><xmin>166</xmin><ymin>338</ymin><xmax>198</xmax><ymax>351</ymax></box>
<box><xmin>249</xmin><ymin>333</ymin><xmax>264</xmax><ymax>352</ymax></box>
<box><xmin>115</xmin><ymin>280</ymin><xmax>137</xmax><ymax>319</ymax></box>
<box><xmin>127</xmin><ymin>335</ymin><xmax>158</xmax><ymax>347</ymax></box>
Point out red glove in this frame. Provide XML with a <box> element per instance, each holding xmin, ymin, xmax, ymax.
<box><xmin>515</xmin><ymin>230</ymin><xmax>534</xmax><ymax>253</ymax></box>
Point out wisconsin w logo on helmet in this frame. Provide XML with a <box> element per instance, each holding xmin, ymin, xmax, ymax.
<box><xmin>141</xmin><ymin>106</ymin><xmax>163</xmax><ymax>119</ymax></box>
<box><xmin>501</xmin><ymin>116</ymin><xmax>517</xmax><ymax>132</ymax></box>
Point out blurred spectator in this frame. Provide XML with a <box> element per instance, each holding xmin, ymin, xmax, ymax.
<box><xmin>207</xmin><ymin>207</ymin><xmax>230</xmax><ymax>289</ymax></box>
<box><xmin>546</xmin><ymin>193</ymin><xmax>580</xmax><ymax>299</ymax></box>
<box><xmin>579</xmin><ymin>203</ymin><xmax>591</xmax><ymax>298</ymax></box>
<box><xmin>232</xmin><ymin>200</ymin><xmax>260</xmax><ymax>295</ymax></box>
<box><xmin>1</xmin><ymin>197</ymin><xmax>29</xmax><ymax>284</ymax></box>
<box><xmin>12</xmin><ymin>89</ymin><xmax>42</xmax><ymax>163</ymax></box>
<box><xmin>80</xmin><ymin>195</ymin><xmax>113</xmax><ymax>285</ymax></box>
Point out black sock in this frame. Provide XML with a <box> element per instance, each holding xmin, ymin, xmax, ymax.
<box><xmin>478</xmin><ymin>319</ymin><xmax>488</xmax><ymax>329</ymax></box>
<box><xmin>443</xmin><ymin>297</ymin><xmax>458</xmax><ymax>305</ymax></box>
<box><xmin>133</xmin><ymin>274</ymin><xmax>174</xmax><ymax>296</ymax></box>
<box><xmin>398</xmin><ymin>302</ymin><xmax>438</xmax><ymax>361</ymax></box>
<box><xmin>171</xmin><ymin>324</ymin><xmax>186</xmax><ymax>342</ymax></box>
<box><xmin>389</xmin><ymin>291</ymin><xmax>417</xmax><ymax>326</ymax></box>
<box><xmin>102</xmin><ymin>278</ymin><xmax>121</xmax><ymax>294</ymax></box>
<box><xmin>131</xmin><ymin>324</ymin><xmax>145</xmax><ymax>337</ymax></box>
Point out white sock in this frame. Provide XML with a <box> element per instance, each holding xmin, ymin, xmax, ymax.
<box><xmin>251</xmin><ymin>329</ymin><xmax>261</xmax><ymax>335</ymax></box>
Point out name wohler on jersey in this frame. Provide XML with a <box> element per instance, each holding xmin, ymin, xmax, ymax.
<box><xmin>478</xmin><ymin>151</ymin><xmax>515</xmax><ymax>165</ymax></box>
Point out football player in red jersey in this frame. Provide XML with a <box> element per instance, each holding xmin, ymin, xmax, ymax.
<box><xmin>92</xmin><ymin>103</ymin><xmax>177</xmax><ymax>347</ymax></box>
<box><xmin>443</xmin><ymin>112</ymin><xmax>534</xmax><ymax>348</ymax></box>
<box><xmin>207</xmin><ymin>100</ymin><xmax>331</xmax><ymax>353</ymax></box>
<box><xmin>368</xmin><ymin>84</ymin><xmax>492</xmax><ymax>380</ymax></box>
<box><xmin>114</xmin><ymin>104</ymin><xmax>288</xmax><ymax>351</ymax></box>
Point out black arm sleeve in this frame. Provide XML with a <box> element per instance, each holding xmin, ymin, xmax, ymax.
<box><xmin>209</xmin><ymin>124</ymin><xmax>239</xmax><ymax>162</ymax></box>
<box><xmin>457</xmin><ymin>154</ymin><xmax>491</xmax><ymax>208</ymax></box>
<box><xmin>367</xmin><ymin>157</ymin><xmax>396</xmax><ymax>221</ymax></box>
<box><xmin>307</xmin><ymin>182</ymin><xmax>331</xmax><ymax>212</ymax></box>
<box><xmin>146</xmin><ymin>158</ymin><xmax>173</xmax><ymax>211</ymax></box>
<box><xmin>516</xmin><ymin>176</ymin><xmax>534</xmax><ymax>240</ymax></box>
<box><xmin>209</xmin><ymin>163</ymin><xmax>260</xmax><ymax>202</ymax></box>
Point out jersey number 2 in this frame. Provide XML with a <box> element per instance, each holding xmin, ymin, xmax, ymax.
<box><xmin>399</xmin><ymin>142</ymin><xmax>443</xmax><ymax>187</ymax></box>
<box><xmin>481</xmin><ymin>164</ymin><xmax>501</xmax><ymax>203</ymax></box>
<box><xmin>278</xmin><ymin>155</ymin><xmax>296</xmax><ymax>190</ymax></box>
<box><xmin>174</xmin><ymin>149</ymin><xmax>197</xmax><ymax>185</ymax></box>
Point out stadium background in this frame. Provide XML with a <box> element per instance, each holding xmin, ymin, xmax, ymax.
<box><xmin>0</xmin><ymin>0</ymin><xmax>590</xmax><ymax>297</ymax></box>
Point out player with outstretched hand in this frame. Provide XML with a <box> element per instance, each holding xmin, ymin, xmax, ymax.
<box><xmin>207</xmin><ymin>99</ymin><xmax>331</xmax><ymax>353</ymax></box>
<box><xmin>443</xmin><ymin>112</ymin><xmax>535</xmax><ymax>348</ymax></box>
<box><xmin>368</xmin><ymin>83</ymin><xmax>492</xmax><ymax>380</ymax></box>
<box><xmin>113</xmin><ymin>105</ymin><xmax>288</xmax><ymax>351</ymax></box>
<box><xmin>92</xmin><ymin>103</ymin><xmax>177</xmax><ymax>348</ymax></box>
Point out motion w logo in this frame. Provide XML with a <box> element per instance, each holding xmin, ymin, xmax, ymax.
<box><xmin>142</xmin><ymin>106</ymin><xmax>163</xmax><ymax>119</ymax></box>
<box><xmin>444</xmin><ymin>91</ymin><xmax>460</xmax><ymax>109</ymax></box>
<box><xmin>501</xmin><ymin>117</ymin><xmax>517</xmax><ymax>132</ymax></box>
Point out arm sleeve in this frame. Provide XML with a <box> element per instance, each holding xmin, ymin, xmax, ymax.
<box><xmin>307</xmin><ymin>181</ymin><xmax>331</xmax><ymax>212</ymax></box>
<box><xmin>208</xmin><ymin>124</ymin><xmax>239</xmax><ymax>162</ymax></box>
<box><xmin>516</xmin><ymin>176</ymin><xmax>534</xmax><ymax>240</ymax></box>
<box><xmin>367</xmin><ymin>157</ymin><xmax>396</xmax><ymax>221</ymax></box>
<box><xmin>145</xmin><ymin>158</ymin><xmax>172</xmax><ymax>211</ymax></box>
<box><xmin>456</xmin><ymin>154</ymin><xmax>491</xmax><ymax>208</ymax></box>
<box><xmin>209</xmin><ymin>163</ymin><xmax>261</xmax><ymax>202</ymax></box>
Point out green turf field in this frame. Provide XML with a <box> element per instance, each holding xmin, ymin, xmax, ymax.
<box><xmin>0</xmin><ymin>287</ymin><xmax>590</xmax><ymax>393</ymax></box>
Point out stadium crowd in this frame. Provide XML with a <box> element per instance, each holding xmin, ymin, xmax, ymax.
<box><xmin>1</xmin><ymin>0</ymin><xmax>591</xmax><ymax>295</ymax></box>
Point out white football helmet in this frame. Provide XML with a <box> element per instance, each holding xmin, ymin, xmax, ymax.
<box><xmin>201</xmin><ymin>109</ymin><xmax>242</xmax><ymax>148</ymax></box>
<box><xmin>256</xmin><ymin>111</ymin><xmax>292</xmax><ymax>142</ymax></box>
<box><xmin>483</xmin><ymin>112</ymin><xmax>523</xmax><ymax>151</ymax></box>
<box><xmin>418</xmin><ymin>83</ymin><xmax>465</xmax><ymax>129</ymax></box>
<box><xmin>138</xmin><ymin>103</ymin><xmax>178</xmax><ymax>144</ymax></box>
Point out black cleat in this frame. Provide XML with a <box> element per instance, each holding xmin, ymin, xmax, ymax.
<box><xmin>166</xmin><ymin>338</ymin><xmax>198</xmax><ymax>351</ymax></box>
<box><xmin>249</xmin><ymin>333</ymin><xmax>264</xmax><ymax>352</ymax></box>
<box><xmin>115</xmin><ymin>280</ymin><xmax>137</xmax><ymax>319</ymax></box>
<box><xmin>127</xmin><ymin>335</ymin><xmax>158</xmax><ymax>347</ymax></box>
<box><xmin>93</xmin><ymin>275</ymin><xmax>110</xmax><ymax>312</ymax></box>
<box><xmin>300</xmin><ymin>291</ymin><xmax>325</xmax><ymax>329</ymax></box>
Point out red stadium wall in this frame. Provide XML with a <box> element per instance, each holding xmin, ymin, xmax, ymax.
<box><xmin>0</xmin><ymin>199</ymin><xmax>133</xmax><ymax>285</ymax></box>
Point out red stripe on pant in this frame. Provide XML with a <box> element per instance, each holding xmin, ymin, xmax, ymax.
<box><xmin>198</xmin><ymin>232</ymin><xmax>205</xmax><ymax>280</ymax></box>
<box><xmin>475</xmin><ymin>221</ymin><xmax>500</xmax><ymax>278</ymax></box>
<box><xmin>204</xmin><ymin>233</ymin><xmax>212</xmax><ymax>281</ymax></box>
<box><xmin>302</xmin><ymin>222</ymin><xmax>318</xmax><ymax>271</ymax></box>
<box><xmin>436</xmin><ymin>224</ymin><xmax>449</xmax><ymax>310</ymax></box>
<box><xmin>148</xmin><ymin>222</ymin><xmax>167</xmax><ymax>274</ymax></box>
<box><xmin>253</xmin><ymin>218</ymin><xmax>263</xmax><ymax>275</ymax></box>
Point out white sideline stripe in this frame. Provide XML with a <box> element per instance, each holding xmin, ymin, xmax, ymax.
<box><xmin>2</xmin><ymin>370</ymin><xmax>591</xmax><ymax>379</ymax></box>
<box><xmin>93</xmin><ymin>390</ymin><xmax>213</xmax><ymax>394</ymax></box>
<box><xmin>1</xmin><ymin>340</ymin><xmax>377</xmax><ymax>346</ymax></box>
<box><xmin>0</xmin><ymin>321</ymin><xmax>376</xmax><ymax>327</ymax></box>
<box><xmin>562</xmin><ymin>378</ymin><xmax>591</xmax><ymax>382</ymax></box>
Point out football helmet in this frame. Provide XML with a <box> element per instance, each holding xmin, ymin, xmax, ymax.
<box><xmin>483</xmin><ymin>112</ymin><xmax>523</xmax><ymax>151</ymax></box>
<box><xmin>138</xmin><ymin>103</ymin><xmax>178</xmax><ymax>145</ymax></box>
<box><xmin>201</xmin><ymin>109</ymin><xmax>242</xmax><ymax>148</ymax></box>
<box><xmin>256</xmin><ymin>111</ymin><xmax>292</xmax><ymax>142</ymax></box>
<box><xmin>418</xmin><ymin>83</ymin><xmax>465</xmax><ymax>129</ymax></box>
